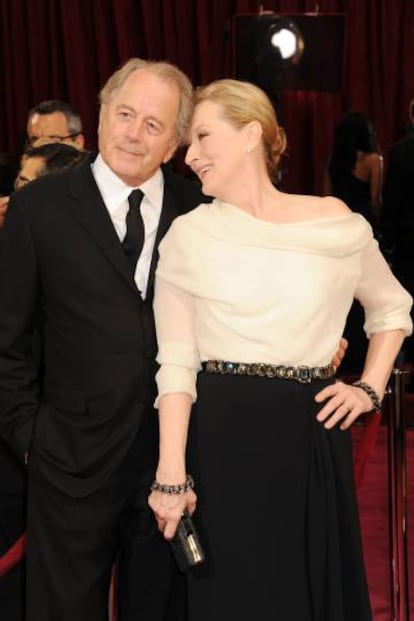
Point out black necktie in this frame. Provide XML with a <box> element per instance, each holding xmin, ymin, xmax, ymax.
<box><xmin>123</xmin><ymin>189</ymin><xmax>144</xmax><ymax>274</ymax></box>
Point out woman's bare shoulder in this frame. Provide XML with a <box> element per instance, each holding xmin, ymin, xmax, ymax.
<box><xmin>365</xmin><ymin>151</ymin><xmax>383</xmax><ymax>161</ymax></box>
<box><xmin>288</xmin><ymin>193</ymin><xmax>352</xmax><ymax>219</ymax></box>
<box><xmin>363</xmin><ymin>151</ymin><xmax>383</xmax><ymax>169</ymax></box>
<box><xmin>319</xmin><ymin>195</ymin><xmax>352</xmax><ymax>217</ymax></box>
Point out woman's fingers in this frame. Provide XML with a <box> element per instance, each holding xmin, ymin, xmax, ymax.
<box><xmin>314</xmin><ymin>381</ymin><xmax>372</xmax><ymax>429</ymax></box>
<box><xmin>163</xmin><ymin>518</ymin><xmax>181</xmax><ymax>540</ymax></box>
<box><xmin>320</xmin><ymin>404</ymin><xmax>359</xmax><ymax>430</ymax></box>
<box><xmin>148</xmin><ymin>489</ymin><xmax>197</xmax><ymax>539</ymax></box>
<box><xmin>331</xmin><ymin>337</ymin><xmax>348</xmax><ymax>370</ymax></box>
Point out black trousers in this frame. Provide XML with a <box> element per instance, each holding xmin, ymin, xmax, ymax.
<box><xmin>26</xmin><ymin>415</ymin><xmax>183</xmax><ymax>621</ymax></box>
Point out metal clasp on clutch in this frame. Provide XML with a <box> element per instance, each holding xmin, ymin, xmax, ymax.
<box><xmin>169</xmin><ymin>510</ymin><xmax>205</xmax><ymax>573</ymax></box>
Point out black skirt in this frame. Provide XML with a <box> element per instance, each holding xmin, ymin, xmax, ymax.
<box><xmin>187</xmin><ymin>372</ymin><xmax>372</xmax><ymax>621</ymax></box>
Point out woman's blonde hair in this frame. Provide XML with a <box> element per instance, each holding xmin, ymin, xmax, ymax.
<box><xmin>194</xmin><ymin>79</ymin><xmax>287</xmax><ymax>182</ymax></box>
<box><xmin>99</xmin><ymin>58</ymin><xmax>193</xmax><ymax>146</ymax></box>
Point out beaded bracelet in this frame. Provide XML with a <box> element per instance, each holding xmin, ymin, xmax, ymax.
<box><xmin>150</xmin><ymin>474</ymin><xmax>194</xmax><ymax>495</ymax></box>
<box><xmin>352</xmin><ymin>380</ymin><xmax>383</xmax><ymax>412</ymax></box>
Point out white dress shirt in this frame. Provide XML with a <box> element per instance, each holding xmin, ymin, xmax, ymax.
<box><xmin>91</xmin><ymin>154</ymin><xmax>164</xmax><ymax>298</ymax></box>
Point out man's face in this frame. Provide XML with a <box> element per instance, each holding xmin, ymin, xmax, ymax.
<box><xmin>98</xmin><ymin>69</ymin><xmax>180</xmax><ymax>187</ymax></box>
<box><xmin>27</xmin><ymin>111</ymin><xmax>84</xmax><ymax>149</ymax></box>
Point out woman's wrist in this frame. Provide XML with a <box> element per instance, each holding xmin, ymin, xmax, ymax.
<box><xmin>150</xmin><ymin>474</ymin><xmax>194</xmax><ymax>495</ymax></box>
<box><xmin>353</xmin><ymin>379</ymin><xmax>383</xmax><ymax>412</ymax></box>
<box><xmin>155</xmin><ymin>463</ymin><xmax>187</xmax><ymax>485</ymax></box>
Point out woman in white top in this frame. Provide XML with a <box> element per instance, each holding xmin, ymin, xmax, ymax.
<box><xmin>149</xmin><ymin>79</ymin><xmax>412</xmax><ymax>621</ymax></box>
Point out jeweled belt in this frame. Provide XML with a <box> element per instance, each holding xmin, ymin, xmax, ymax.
<box><xmin>202</xmin><ymin>360</ymin><xmax>335</xmax><ymax>383</ymax></box>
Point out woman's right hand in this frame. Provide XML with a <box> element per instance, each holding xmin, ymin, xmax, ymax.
<box><xmin>148</xmin><ymin>488</ymin><xmax>197</xmax><ymax>540</ymax></box>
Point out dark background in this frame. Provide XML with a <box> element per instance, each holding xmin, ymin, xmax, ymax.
<box><xmin>0</xmin><ymin>0</ymin><xmax>413</xmax><ymax>194</ymax></box>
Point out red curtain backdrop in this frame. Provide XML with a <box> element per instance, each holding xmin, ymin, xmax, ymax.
<box><xmin>1</xmin><ymin>0</ymin><xmax>413</xmax><ymax>194</ymax></box>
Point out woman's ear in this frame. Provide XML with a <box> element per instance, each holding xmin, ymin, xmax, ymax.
<box><xmin>245</xmin><ymin>120</ymin><xmax>263</xmax><ymax>152</ymax></box>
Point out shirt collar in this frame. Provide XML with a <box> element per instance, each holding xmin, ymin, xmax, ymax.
<box><xmin>91</xmin><ymin>153</ymin><xmax>164</xmax><ymax>215</ymax></box>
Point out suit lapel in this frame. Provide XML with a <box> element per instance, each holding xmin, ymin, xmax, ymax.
<box><xmin>146</xmin><ymin>176</ymin><xmax>178</xmax><ymax>301</ymax></box>
<box><xmin>67</xmin><ymin>157</ymin><xmax>141</xmax><ymax>299</ymax></box>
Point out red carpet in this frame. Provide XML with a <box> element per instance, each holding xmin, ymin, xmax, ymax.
<box><xmin>0</xmin><ymin>533</ymin><xmax>26</xmax><ymax>578</ymax></box>
<box><xmin>353</xmin><ymin>425</ymin><xmax>414</xmax><ymax>619</ymax></box>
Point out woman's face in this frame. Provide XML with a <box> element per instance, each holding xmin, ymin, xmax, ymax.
<box><xmin>185</xmin><ymin>100</ymin><xmax>248</xmax><ymax>198</ymax></box>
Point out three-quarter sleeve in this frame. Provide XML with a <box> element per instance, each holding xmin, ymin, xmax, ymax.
<box><xmin>153</xmin><ymin>216</ymin><xmax>205</xmax><ymax>406</ymax></box>
<box><xmin>153</xmin><ymin>276</ymin><xmax>200</xmax><ymax>407</ymax></box>
<box><xmin>355</xmin><ymin>239</ymin><xmax>413</xmax><ymax>337</ymax></box>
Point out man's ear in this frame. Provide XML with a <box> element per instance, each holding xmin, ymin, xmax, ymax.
<box><xmin>97</xmin><ymin>105</ymin><xmax>105</xmax><ymax>133</ymax></box>
<box><xmin>163</xmin><ymin>139</ymin><xmax>180</xmax><ymax>164</ymax></box>
<box><xmin>74</xmin><ymin>134</ymin><xmax>85</xmax><ymax>150</ymax></box>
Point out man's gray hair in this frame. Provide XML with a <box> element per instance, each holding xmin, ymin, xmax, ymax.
<box><xmin>99</xmin><ymin>58</ymin><xmax>193</xmax><ymax>146</ymax></box>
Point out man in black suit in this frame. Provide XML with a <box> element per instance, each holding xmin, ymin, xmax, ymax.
<box><xmin>382</xmin><ymin>132</ymin><xmax>414</xmax><ymax>364</ymax></box>
<box><xmin>0</xmin><ymin>58</ymin><xmax>205</xmax><ymax>621</ymax></box>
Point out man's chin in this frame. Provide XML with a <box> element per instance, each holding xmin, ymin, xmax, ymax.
<box><xmin>113</xmin><ymin>164</ymin><xmax>147</xmax><ymax>186</ymax></box>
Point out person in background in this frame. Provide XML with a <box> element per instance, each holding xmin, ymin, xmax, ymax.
<box><xmin>26</xmin><ymin>99</ymin><xmax>85</xmax><ymax>150</ymax></box>
<box><xmin>399</xmin><ymin>97</ymin><xmax>414</xmax><ymax>139</ymax></box>
<box><xmin>382</xmin><ymin>106</ymin><xmax>414</xmax><ymax>368</ymax></box>
<box><xmin>14</xmin><ymin>142</ymin><xmax>86</xmax><ymax>190</ymax></box>
<box><xmin>149</xmin><ymin>79</ymin><xmax>412</xmax><ymax>621</ymax></box>
<box><xmin>324</xmin><ymin>111</ymin><xmax>384</xmax><ymax>375</ymax></box>
<box><xmin>408</xmin><ymin>97</ymin><xmax>414</xmax><ymax>128</ymax></box>
<box><xmin>0</xmin><ymin>101</ymin><xmax>86</xmax><ymax>227</ymax></box>
<box><xmin>0</xmin><ymin>144</ymin><xmax>86</xmax><ymax>226</ymax></box>
<box><xmin>324</xmin><ymin>111</ymin><xmax>383</xmax><ymax>228</ymax></box>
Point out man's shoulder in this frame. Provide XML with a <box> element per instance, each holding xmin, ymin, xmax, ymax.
<box><xmin>390</xmin><ymin>135</ymin><xmax>414</xmax><ymax>157</ymax></box>
<box><xmin>388</xmin><ymin>136</ymin><xmax>414</xmax><ymax>180</ymax></box>
<box><xmin>162</xmin><ymin>164</ymin><xmax>211</xmax><ymax>212</ymax></box>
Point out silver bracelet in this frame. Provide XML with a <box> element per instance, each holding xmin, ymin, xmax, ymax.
<box><xmin>352</xmin><ymin>380</ymin><xmax>383</xmax><ymax>412</ymax></box>
<box><xmin>150</xmin><ymin>474</ymin><xmax>194</xmax><ymax>495</ymax></box>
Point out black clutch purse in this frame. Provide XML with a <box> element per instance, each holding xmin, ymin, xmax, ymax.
<box><xmin>169</xmin><ymin>510</ymin><xmax>205</xmax><ymax>573</ymax></box>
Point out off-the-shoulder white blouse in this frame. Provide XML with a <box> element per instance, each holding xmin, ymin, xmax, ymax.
<box><xmin>154</xmin><ymin>200</ymin><xmax>413</xmax><ymax>404</ymax></box>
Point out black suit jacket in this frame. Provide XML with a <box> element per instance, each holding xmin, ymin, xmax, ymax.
<box><xmin>382</xmin><ymin>135</ymin><xmax>414</xmax><ymax>275</ymax></box>
<box><xmin>0</xmin><ymin>156</ymin><xmax>206</xmax><ymax>497</ymax></box>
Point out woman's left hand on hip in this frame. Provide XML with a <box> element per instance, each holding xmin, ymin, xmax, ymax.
<box><xmin>314</xmin><ymin>381</ymin><xmax>374</xmax><ymax>430</ymax></box>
